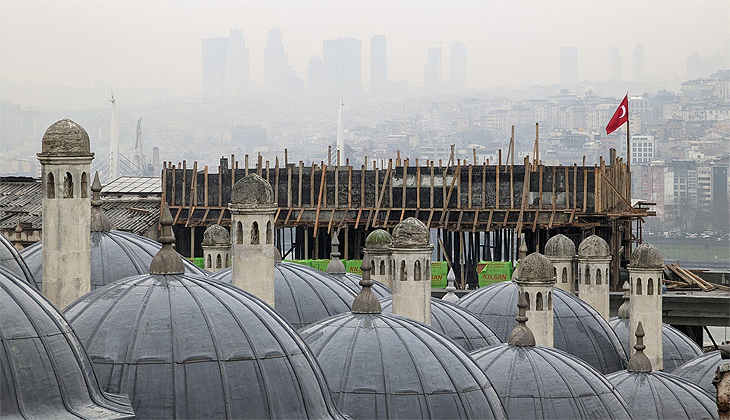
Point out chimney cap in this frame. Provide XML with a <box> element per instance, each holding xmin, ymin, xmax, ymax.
<box><xmin>40</xmin><ymin>119</ymin><xmax>91</xmax><ymax>157</ymax></box>
<box><xmin>231</xmin><ymin>174</ymin><xmax>274</xmax><ymax>206</ymax></box>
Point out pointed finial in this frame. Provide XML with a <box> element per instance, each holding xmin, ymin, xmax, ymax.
<box><xmin>326</xmin><ymin>233</ymin><xmax>346</xmax><ymax>275</ymax></box>
<box><xmin>508</xmin><ymin>291</ymin><xmax>536</xmax><ymax>346</ymax></box>
<box><xmin>617</xmin><ymin>281</ymin><xmax>630</xmax><ymax>319</ymax></box>
<box><xmin>442</xmin><ymin>267</ymin><xmax>460</xmax><ymax>303</ymax></box>
<box><xmin>351</xmin><ymin>253</ymin><xmax>382</xmax><ymax>314</ymax></box>
<box><xmin>90</xmin><ymin>172</ymin><xmax>112</xmax><ymax>232</ymax></box>
<box><xmin>626</xmin><ymin>322</ymin><xmax>652</xmax><ymax>372</ymax></box>
<box><xmin>149</xmin><ymin>203</ymin><xmax>185</xmax><ymax>275</ymax></box>
<box><xmin>518</xmin><ymin>235</ymin><xmax>528</xmax><ymax>262</ymax></box>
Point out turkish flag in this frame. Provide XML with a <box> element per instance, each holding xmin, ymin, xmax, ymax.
<box><xmin>606</xmin><ymin>95</ymin><xmax>629</xmax><ymax>135</ymax></box>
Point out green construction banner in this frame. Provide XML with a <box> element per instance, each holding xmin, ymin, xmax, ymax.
<box><xmin>431</xmin><ymin>261</ymin><xmax>449</xmax><ymax>288</ymax></box>
<box><xmin>346</xmin><ymin>260</ymin><xmax>363</xmax><ymax>275</ymax></box>
<box><xmin>478</xmin><ymin>261</ymin><xmax>513</xmax><ymax>287</ymax></box>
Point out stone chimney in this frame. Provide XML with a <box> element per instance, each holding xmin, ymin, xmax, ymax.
<box><xmin>37</xmin><ymin>119</ymin><xmax>94</xmax><ymax>308</ymax></box>
<box><xmin>545</xmin><ymin>234</ymin><xmax>576</xmax><ymax>294</ymax></box>
<box><xmin>229</xmin><ymin>174</ymin><xmax>277</xmax><ymax>306</ymax></box>
<box><xmin>202</xmin><ymin>224</ymin><xmax>231</xmax><ymax>273</ymax></box>
<box><xmin>513</xmin><ymin>252</ymin><xmax>556</xmax><ymax>347</ymax></box>
<box><xmin>577</xmin><ymin>234</ymin><xmax>612</xmax><ymax>320</ymax></box>
<box><xmin>628</xmin><ymin>242</ymin><xmax>664</xmax><ymax>371</ymax></box>
<box><xmin>390</xmin><ymin>217</ymin><xmax>434</xmax><ymax>325</ymax></box>
<box><xmin>364</xmin><ymin>229</ymin><xmax>393</xmax><ymax>287</ymax></box>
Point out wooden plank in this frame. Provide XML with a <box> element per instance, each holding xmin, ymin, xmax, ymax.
<box><xmin>327</xmin><ymin>209</ymin><xmax>336</xmax><ymax>234</ymax></box>
<box><xmin>473</xmin><ymin>209</ymin><xmax>480</xmax><ymax>233</ymax></box>
<box><xmin>287</xmin><ymin>164</ymin><xmax>292</xmax><ymax>207</ymax></box>
<box><xmin>565</xmin><ymin>165</ymin><xmax>570</xmax><ymax>209</ymax></box>
<box><xmin>552</xmin><ymin>166</ymin><xmax>557</xmax><ymax>210</ymax></box>
<box><xmin>173</xmin><ymin>207</ymin><xmax>183</xmax><ymax>225</ymax></box>
<box><xmin>426</xmin><ymin>209</ymin><xmax>435</xmax><ymax>228</ymax></box>
<box><xmin>582</xmin><ymin>160</ymin><xmax>588</xmax><ymax>212</ymax></box>
<box><xmin>516</xmin><ymin>158</ymin><xmax>531</xmax><ymax>234</ymax></box>
<box><xmin>201</xmin><ymin>208</ymin><xmax>210</xmax><ymax>223</ymax></box>
<box><xmin>510</xmin><ymin>165</ymin><xmax>514</xmax><ymax>208</ymax></box>
<box><xmin>468</xmin><ymin>164</ymin><xmax>473</xmax><ymax>208</ymax></box>
<box><xmin>313</xmin><ymin>164</ymin><xmax>327</xmax><ymax>237</ymax></box>
<box><xmin>389</xmin><ymin>159</ymin><xmax>394</xmax><ymax>208</ymax></box>
<box><xmin>399</xmin><ymin>208</ymin><xmax>406</xmax><ymax>222</ymax></box>
<box><xmin>416</xmin><ymin>165</ymin><xmax>421</xmax><ymax>208</ymax></box>
<box><xmin>383</xmin><ymin>208</ymin><xmax>392</xmax><ymax>228</ymax></box>
<box><xmin>284</xmin><ymin>208</ymin><xmax>293</xmax><ymax>224</ymax></box>
<box><xmin>573</xmin><ymin>163</ymin><xmax>578</xmax><ymax>209</ymax></box>
<box><xmin>496</xmin><ymin>158</ymin><xmax>500</xmax><ymax>209</ymax></box>
<box><xmin>355</xmin><ymin>208</ymin><xmax>363</xmax><ymax>229</ymax></box>
<box><xmin>440</xmin><ymin>162</ymin><xmax>460</xmax><ymax>224</ymax></box>
<box><xmin>310</xmin><ymin>162</ymin><xmax>316</xmax><ymax>207</ymax></box>
<box><xmin>538</xmin><ymin>164</ymin><xmax>544</xmax><ymax>208</ymax></box>
<box><xmin>334</xmin><ymin>165</ymin><xmax>339</xmax><ymax>207</ymax></box>
<box><xmin>549</xmin><ymin>209</ymin><xmax>556</xmax><ymax>228</ymax></box>
<box><xmin>486</xmin><ymin>209</ymin><xmax>494</xmax><ymax>231</ymax></box>
<box><xmin>216</xmin><ymin>209</ymin><xmax>225</xmax><ymax>225</ymax></box>
<box><xmin>430</xmin><ymin>162</ymin><xmax>435</xmax><ymax>208</ymax></box>
<box><xmin>274</xmin><ymin>158</ymin><xmax>280</xmax><ymax>205</ymax></box>
<box><xmin>204</xmin><ymin>166</ymin><xmax>209</xmax><ymax>206</ymax></box>
<box><xmin>348</xmin><ymin>165</ymin><xmax>352</xmax><ymax>208</ymax></box>
<box><xmin>298</xmin><ymin>161</ymin><xmax>303</xmax><ymax>207</ymax></box>
<box><xmin>296</xmin><ymin>209</ymin><xmax>305</xmax><ymax>224</ymax></box>
<box><xmin>482</xmin><ymin>162</ymin><xmax>487</xmax><ymax>209</ymax></box>
<box><xmin>532</xmin><ymin>209</ymin><xmax>539</xmax><ymax>232</ymax></box>
<box><xmin>372</xmin><ymin>161</ymin><xmax>393</xmax><ymax>228</ymax></box>
<box><xmin>401</xmin><ymin>159</ymin><xmax>408</xmax><ymax>208</ymax></box>
<box><xmin>457</xmin><ymin>210</ymin><xmax>464</xmax><ymax>231</ymax></box>
<box><xmin>502</xmin><ymin>210</ymin><xmax>510</xmax><ymax>227</ymax></box>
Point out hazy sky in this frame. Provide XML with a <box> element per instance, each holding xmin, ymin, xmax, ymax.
<box><xmin>1</xmin><ymin>0</ymin><xmax>729</xmax><ymax>98</ymax></box>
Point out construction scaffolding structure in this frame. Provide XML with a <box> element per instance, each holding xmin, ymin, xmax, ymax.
<box><xmin>162</xmin><ymin>147</ymin><xmax>652</xmax><ymax>291</ymax></box>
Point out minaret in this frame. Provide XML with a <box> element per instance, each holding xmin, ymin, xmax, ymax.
<box><xmin>364</xmin><ymin>229</ymin><xmax>393</xmax><ymax>287</ymax></box>
<box><xmin>38</xmin><ymin>119</ymin><xmax>94</xmax><ymax>308</ymax></box>
<box><xmin>628</xmin><ymin>242</ymin><xmax>664</xmax><ymax>371</ymax></box>
<box><xmin>442</xmin><ymin>267</ymin><xmax>459</xmax><ymax>303</ymax></box>
<box><xmin>202</xmin><ymin>224</ymin><xmax>231</xmax><ymax>273</ymax></box>
<box><xmin>513</xmin><ymin>252</ymin><xmax>556</xmax><ymax>347</ymax></box>
<box><xmin>336</xmin><ymin>99</ymin><xmax>345</xmax><ymax>166</ymax></box>
<box><xmin>577</xmin><ymin>234</ymin><xmax>612</xmax><ymax>320</ymax></box>
<box><xmin>109</xmin><ymin>89</ymin><xmax>119</xmax><ymax>180</ymax></box>
<box><xmin>545</xmin><ymin>233</ymin><xmax>576</xmax><ymax>294</ymax></box>
<box><xmin>229</xmin><ymin>174</ymin><xmax>277</xmax><ymax>306</ymax></box>
<box><xmin>390</xmin><ymin>217</ymin><xmax>434</xmax><ymax>325</ymax></box>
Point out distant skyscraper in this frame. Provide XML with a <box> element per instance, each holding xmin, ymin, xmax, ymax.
<box><xmin>450</xmin><ymin>42</ymin><xmax>467</xmax><ymax>88</ymax></box>
<box><xmin>370</xmin><ymin>35</ymin><xmax>387</xmax><ymax>94</ymax></box>
<box><xmin>424</xmin><ymin>47</ymin><xmax>442</xmax><ymax>88</ymax></box>
<box><xmin>202</xmin><ymin>38</ymin><xmax>228</xmax><ymax>97</ymax></box>
<box><xmin>227</xmin><ymin>30</ymin><xmax>249</xmax><ymax>96</ymax></box>
<box><xmin>323</xmin><ymin>38</ymin><xmax>362</xmax><ymax>95</ymax></box>
<box><xmin>560</xmin><ymin>47</ymin><xmax>578</xmax><ymax>86</ymax></box>
<box><xmin>633</xmin><ymin>42</ymin><xmax>645</xmax><ymax>82</ymax></box>
<box><xmin>265</xmin><ymin>29</ymin><xmax>290</xmax><ymax>94</ymax></box>
<box><xmin>307</xmin><ymin>56</ymin><xmax>324</xmax><ymax>95</ymax></box>
<box><xmin>609</xmin><ymin>47</ymin><xmax>622</xmax><ymax>81</ymax></box>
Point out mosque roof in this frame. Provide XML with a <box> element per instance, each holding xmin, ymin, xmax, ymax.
<box><xmin>0</xmin><ymin>232</ymin><xmax>35</xmax><ymax>288</ymax></box>
<box><xmin>380</xmin><ymin>296</ymin><xmax>501</xmax><ymax>352</ymax></box>
<box><xmin>211</xmin><ymin>262</ymin><xmax>357</xmax><ymax>329</ymax></box>
<box><xmin>0</xmin><ymin>266</ymin><xmax>134</xmax><ymax>419</ymax></box>
<box><xmin>458</xmin><ymin>281</ymin><xmax>628</xmax><ymax>374</ymax></box>
<box><xmin>672</xmin><ymin>350</ymin><xmax>726</xmax><ymax>395</ymax></box>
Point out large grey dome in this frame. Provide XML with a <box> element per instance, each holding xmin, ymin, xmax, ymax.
<box><xmin>63</xmin><ymin>272</ymin><xmax>346</xmax><ymax>419</ymax></box>
<box><xmin>544</xmin><ymin>233</ymin><xmax>576</xmax><ymax>258</ymax></box>
<box><xmin>607</xmin><ymin>370</ymin><xmax>718</xmax><ymax>419</ymax></box>
<box><xmin>458</xmin><ymin>281</ymin><xmax>628</xmax><ymax>373</ymax></box>
<box><xmin>300</xmin><ymin>312</ymin><xmax>507</xmax><ymax>420</ymax></box>
<box><xmin>40</xmin><ymin>118</ymin><xmax>92</xmax><ymax>156</ymax></box>
<box><xmin>672</xmin><ymin>350</ymin><xmax>725</xmax><ymax>395</ymax></box>
<box><xmin>578</xmin><ymin>234</ymin><xmax>611</xmax><ymax>258</ymax></box>
<box><xmin>380</xmin><ymin>296</ymin><xmax>501</xmax><ymax>352</ymax></box>
<box><xmin>0</xmin><ymin>266</ymin><xmax>134</xmax><ymax>419</ymax></box>
<box><xmin>0</xmin><ymin>233</ymin><xmax>35</xmax><ymax>288</ymax></box>
<box><xmin>629</xmin><ymin>242</ymin><xmax>664</xmax><ymax>268</ymax></box>
<box><xmin>608</xmin><ymin>317</ymin><xmax>702</xmax><ymax>372</ymax></box>
<box><xmin>21</xmin><ymin>230</ymin><xmax>206</xmax><ymax>290</ymax></box>
<box><xmin>472</xmin><ymin>344</ymin><xmax>632</xmax><ymax>419</ymax></box>
<box><xmin>211</xmin><ymin>262</ymin><xmax>357</xmax><ymax>329</ymax></box>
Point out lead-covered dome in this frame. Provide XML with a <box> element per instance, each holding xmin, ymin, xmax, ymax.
<box><xmin>380</xmin><ymin>296</ymin><xmax>501</xmax><ymax>352</ymax></box>
<box><xmin>300</xmin><ymin>312</ymin><xmax>507</xmax><ymax>420</ymax></box>
<box><xmin>458</xmin><ymin>281</ymin><xmax>628</xmax><ymax>373</ymax></box>
<box><xmin>202</xmin><ymin>223</ymin><xmax>230</xmax><ymax>246</ymax></box>
<box><xmin>0</xmin><ymin>266</ymin><xmax>134</xmax><ymax>419</ymax></box>
<box><xmin>63</xmin><ymin>272</ymin><xmax>346</xmax><ymax>419</ymax></box>
<box><xmin>231</xmin><ymin>173</ymin><xmax>274</xmax><ymax>206</ymax></box>
<box><xmin>514</xmin><ymin>252</ymin><xmax>555</xmax><ymax>283</ymax></box>
<box><xmin>673</xmin><ymin>350</ymin><xmax>725</xmax><ymax>395</ymax></box>
<box><xmin>21</xmin><ymin>230</ymin><xmax>206</xmax><ymax>290</ymax></box>
<box><xmin>0</xmin><ymin>232</ymin><xmax>35</xmax><ymax>288</ymax></box>
<box><xmin>544</xmin><ymin>233</ymin><xmax>576</xmax><ymax>258</ymax></box>
<box><xmin>391</xmin><ymin>217</ymin><xmax>430</xmax><ymax>248</ymax></box>
<box><xmin>629</xmin><ymin>242</ymin><xmax>664</xmax><ymax>268</ymax></box>
<box><xmin>472</xmin><ymin>344</ymin><xmax>632</xmax><ymax>419</ymax></box>
<box><xmin>365</xmin><ymin>229</ymin><xmax>392</xmax><ymax>250</ymax></box>
<box><xmin>212</xmin><ymin>262</ymin><xmax>357</xmax><ymax>329</ymax></box>
<box><xmin>578</xmin><ymin>234</ymin><xmax>611</xmax><ymax>258</ymax></box>
<box><xmin>40</xmin><ymin>118</ymin><xmax>92</xmax><ymax>156</ymax></box>
<box><xmin>608</xmin><ymin>317</ymin><xmax>702</xmax><ymax>373</ymax></box>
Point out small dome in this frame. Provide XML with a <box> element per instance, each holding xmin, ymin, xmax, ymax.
<box><xmin>40</xmin><ymin>119</ymin><xmax>91</xmax><ymax>156</ymax></box>
<box><xmin>365</xmin><ymin>229</ymin><xmax>392</xmax><ymax>250</ymax></box>
<box><xmin>629</xmin><ymin>242</ymin><xmax>664</xmax><ymax>269</ymax></box>
<box><xmin>608</xmin><ymin>318</ymin><xmax>702</xmax><ymax>372</ymax></box>
<box><xmin>334</xmin><ymin>272</ymin><xmax>391</xmax><ymax>299</ymax></box>
<box><xmin>607</xmin><ymin>370</ymin><xmax>718</xmax><ymax>419</ymax></box>
<box><xmin>230</xmin><ymin>173</ymin><xmax>274</xmax><ymax>206</ymax></box>
<box><xmin>300</xmin><ymin>312</ymin><xmax>507</xmax><ymax>420</ymax></box>
<box><xmin>544</xmin><ymin>233</ymin><xmax>576</xmax><ymax>258</ymax></box>
<box><xmin>472</xmin><ymin>344</ymin><xmax>633</xmax><ymax>419</ymax></box>
<box><xmin>0</xmin><ymin>266</ymin><xmax>134</xmax><ymax>419</ymax></box>
<box><xmin>21</xmin><ymin>230</ymin><xmax>206</xmax><ymax>290</ymax></box>
<box><xmin>0</xmin><ymin>232</ymin><xmax>35</xmax><ymax>288</ymax></box>
<box><xmin>63</xmin><ymin>272</ymin><xmax>346</xmax><ymax>419</ymax></box>
<box><xmin>380</xmin><ymin>296</ymin><xmax>502</xmax><ymax>352</ymax></box>
<box><xmin>202</xmin><ymin>224</ymin><xmax>230</xmax><ymax>246</ymax></box>
<box><xmin>458</xmin><ymin>281</ymin><xmax>628</xmax><ymax>374</ymax></box>
<box><xmin>211</xmin><ymin>262</ymin><xmax>357</xmax><ymax>329</ymax></box>
<box><xmin>578</xmin><ymin>234</ymin><xmax>611</xmax><ymax>258</ymax></box>
<box><xmin>673</xmin><ymin>350</ymin><xmax>725</xmax><ymax>395</ymax></box>
<box><xmin>514</xmin><ymin>252</ymin><xmax>555</xmax><ymax>283</ymax></box>
<box><xmin>391</xmin><ymin>217</ymin><xmax>430</xmax><ymax>248</ymax></box>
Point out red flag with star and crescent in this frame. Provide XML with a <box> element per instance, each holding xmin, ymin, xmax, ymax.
<box><xmin>606</xmin><ymin>95</ymin><xmax>628</xmax><ymax>134</ymax></box>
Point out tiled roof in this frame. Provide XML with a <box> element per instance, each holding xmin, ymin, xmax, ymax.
<box><xmin>103</xmin><ymin>177</ymin><xmax>161</xmax><ymax>194</ymax></box>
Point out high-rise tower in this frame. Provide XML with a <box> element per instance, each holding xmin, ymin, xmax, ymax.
<box><xmin>202</xmin><ymin>37</ymin><xmax>228</xmax><ymax>97</ymax></box>
<box><xmin>370</xmin><ymin>35</ymin><xmax>387</xmax><ymax>94</ymax></box>
<box><xmin>424</xmin><ymin>47</ymin><xmax>442</xmax><ymax>88</ymax></box>
<box><xmin>227</xmin><ymin>29</ymin><xmax>249</xmax><ymax>96</ymax></box>
<box><xmin>560</xmin><ymin>47</ymin><xmax>578</xmax><ymax>86</ymax></box>
<box><xmin>450</xmin><ymin>42</ymin><xmax>467</xmax><ymax>88</ymax></box>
